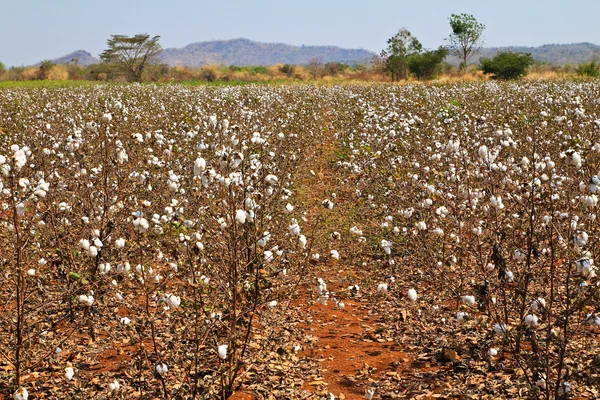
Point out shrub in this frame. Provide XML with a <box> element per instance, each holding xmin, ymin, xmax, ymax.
<box><xmin>480</xmin><ymin>51</ymin><xmax>535</xmax><ymax>80</ymax></box>
<box><xmin>407</xmin><ymin>47</ymin><xmax>449</xmax><ymax>80</ymax></box>
<box><xmin>576</xmin><ymin>61</ymin><xmax>600</xmax><ymax>78</ymax></box>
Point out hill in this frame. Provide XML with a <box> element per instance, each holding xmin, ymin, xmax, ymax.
<box><xmin>51</xmin><ymin>50</ymin><xmax>99</xmax><ymax>66</ymax></box>
<box><xmin>158</xmin><ymin>38</ymin><xmax>374</xmax><ymax>67</ymax></box>
<box><xmin>448</xmin><ymin>42</ymin><xmax>600</xmax><ymax>66</ymax></box>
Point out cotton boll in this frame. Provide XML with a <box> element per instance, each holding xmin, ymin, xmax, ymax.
<box><xmin>493</xmin><ymin>323</ymin><xmax>508</xmax><ymax>335</ymax></box>
<box><xmin>462</xmin><ymin>295</ymin><xmax>476</xmax><ymax>306</ymax></box>
<box><xmin>330</xmin><ymin>250</ymin><xmax>340</xmax><ymax>260</ymax></box>
<box><xmin>268</xmin><ymin>300</ymin><xmax>277</xmax><ymax>309</ymax></box>
<box><xmin>298</xmin><ymin>234</ymin><xmax>307</xmax><ymax>249</ymax></box>
<box><xmin>524</xmin><ymin>314</ymin><xmax>539</xmax><ymax>328</ymax></box>
<box><xmin>514</xmin><ymin>249</ymin><xmax>526</xmax><ymax>261</ymax></box>
<box><xmin>531</xmin><ymin>297</ymin><xmax>546</xmax><ymax>311</ymax></box>
<box><xmin>365</xmin><ymin>388</ymin><xmax>375</xmax><ymax>400</ymax></box>
<box><xmin>377</xmin><ymin>283</ymin><xmax>388</xmax><ymax>293</ymax></box>
<box><xmin>27</xmin><ymin>269</ymin><xmax>36</xmax><ymax>276</ymax></box>
<box><xmin>488</xmin><ymin>348</ymin><xmax>498</xmax><ymax>357</ymax></box>
<box><xmin>120</xmin><ymin>317</ymin><xmax>131</xmax><ymax>325</ymax></box>
<box><xmin>115</xmin><ymin>238</ymin><xmax>126</xmax><ymax>249</ymax></box>
<box><xmin>14</xmin><ymin>388</ymin><xmax>28</xmax><ymax>400</ymax></box>
<box><xmin>407</xmin><ymin>288</ymin><xmax>418</xmax><ymax>302</ymax></box>
<box><xmin>65</xmin><ymin>367</ymin><xmax>74</xmax><ymax>380</ymax></box>
<box><xmin>235</xmin><ymin>209</ymin><xmax>247</xmax><ymax>224</ymax></box>
<box><xmin>164</xmin><ymin>294</ymin><xmax>181</xmax><ymax>309</ymax></box>
<box><xmin>155</xmin><ymin>363</ymin><xmax>168</xmax><ymax>376</ymax></box>
<box><xmin>456</xmin><ymin>311</ymin><xmax>469</xmax><ymax>321</ymax></box>
<box><xmin>284</xmin><ymin>203</ymin><xmax>294</xmax><ymax>213</ymax></box>
<box><xmin>108</xmin><ymin>380</ymin><xmax>120</xmax><ymax>391</ymax></box>
<box><xmin>218</xmin><ymin>344</ymin><xmax>228</xmax><ymax>359</ymax></box>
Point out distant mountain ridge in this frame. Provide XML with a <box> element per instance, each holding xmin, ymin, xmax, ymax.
<box><xmin>451</xmin><ymin>42</ymin><xmax>600</xmax><ymax>66</ymax></box>
<box><xmin>50</xmin><ymin>40</ymin><xmax>600</xmax><ymax>68</ymax></box>
<box><xmin>52</xmin><ymin>50</ymin><xmax>99</xmax><ymax>66</ymax></box>
<box><xmin>158</xmin><ymin>38</ymin><xmax>374</xmax><ymax>66</ymax></box>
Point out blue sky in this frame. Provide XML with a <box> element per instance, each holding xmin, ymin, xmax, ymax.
<box><xmin>2</xmin><ymin>0</ymin><xmax>599</xmax><ymax>67</ymax></box>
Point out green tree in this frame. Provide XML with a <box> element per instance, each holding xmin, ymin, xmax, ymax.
<box><xmin>381</xmin><ymin>28</ymin><xmax>422</xmax><ymax>81</ymax></box>
<box><xmin>446</xmin><ymin>13</ymin><xmax>485</xmax><ymax>70</ymax></box>
<box><xmin>576</xmin><ymin>61</ymin><xmax>600</xmax><ymax>78</ymax></box>
<box><xmin>480</xmin><ymin>51</ymin><xmax>535</xmax><ymax>80</ymax></box>
<box><xmin>100</xmin><ymin>34</ymin><xmax>162</xmax><ymax>82</ymax></box>
<box><xmin>407</xmin><ymin>47</ymin><xmax>449</xmax><ymax>80</ymax></box>
<box><xmin>0</xmin><ymin>61</ymin><xmax>5</xmax><ymax>72</ymax></box>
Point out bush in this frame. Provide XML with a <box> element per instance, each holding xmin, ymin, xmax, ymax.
<box><xmin>480</xmin><ymin>51</ymin><xmax>535</xmax><ymax>80</ymax></box>
<box><xmin>407</xmin><ymin>47</ymin><xmax>449</xmax><ymax>80</ymax></box>
<box><xmin>576</xmin><ymin>61</ymin><xmax>600</xmax><ymax>78</ymax></box>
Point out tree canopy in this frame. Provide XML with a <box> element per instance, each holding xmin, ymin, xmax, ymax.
<box><xmin>381</xmin><ymin>28</ymin><xmax>422</xmax><ymax>81</ymax></box>
<box><xmin>480</xmin><ymin>51</ymin><xmax>535</xmax><ymax>80</ymax></box>
<box><xmin>446</xmin><ymin>14</ymin><xmax>485</xmax><ymax>69</ymax></box>
<box><xmin>100</xmin><ymin>34</ymin><xmax>162</xmax><ymax>82</ymax></box>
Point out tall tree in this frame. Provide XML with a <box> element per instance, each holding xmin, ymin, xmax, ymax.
<box><xmin>381</xmin><ymin>28</ymin><xmax>422</xmax><ymax>81</ymax></box>
<box><xmin>100</xmin><ymin>34</ymin><xmax>162</xmax><ymax>82</ymax></box>
<box><xmin>446</xmin><ymin>14</ymin><xmax>485</xmax><ymax>70</ymax></box>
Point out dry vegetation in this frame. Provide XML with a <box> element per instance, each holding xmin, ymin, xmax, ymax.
<box><xmin>1</xmin><ymin>81</ymin><xmax>600</xmax><ymax>399</ymax></box>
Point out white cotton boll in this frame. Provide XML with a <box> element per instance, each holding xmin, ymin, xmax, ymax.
<box><xmin>120</xmin><ymin>317</ymin><xmax>131</xmax><ymax>325</ymax></box>
<box><xmin>493</xmin><ymin>323</ymin><xmax>508</xmax><ymax>335</ymax></box>
<box><xmin>265</xmin><ymin>174</ymin><xmax>278</xmax><ymax>185</ymax></box>
<box><xmin>88</xmin><ymin>246</ymin><xmax>98</xmax><ymax>257</ymax></box>
<box><xmin>16</xmin><ymin>203</ymin><xmax>25</xmax><ymax>216</ymax></box>
<box><xmin>377</xmin><ymin>283</ymin><xmax>388</xmax><ymax>293</ymax></box>
<box><xmin>322</xmin><ymin>199</ymin><xmax>334</xmax><ymax>209</ymax></box>
<box><xmin>268</xmin><ymin>300</ymin><xmax>277</xmax><ymax>309</ymax></box>
<box><xmin>235</xmin><ymin>209</ymin><xmax>247</xmax><ymax>224</ymax></box>
<box><xmin>298</xmin><ymin>234</ymin><xmax>307</xmax><ymax>249</ymax></box>
<box><xmin>264</xmin><ymin>250</ymin><xmax>274</xmax><ymax>262</ymax></box>
<box><xmin>155</xmin><ymin>363</ymin><xmax>168</xmax><ymax>376</ymax></box>
<box><xmin>433</xmin><ymin>227</ymin><xmax>444</xmax><ymax>236</ymax></box>
<box><xmin>381</xmin><ymin>239</ymin><xmax>392</xmax><ymax>254</ymax></box>
<box><xmin>133</xmin><ymin>217</ymin><xmax>149</xmax><ymax>233</ymax></box>
<box><xmin>289</xmin><ymin>219</ymin><xmax>301</xmax><ymax>236</ymax></box>
<box><xmin>98</xmin><ymin>263</ymin><xmax>111</xmax><ymax>274</ymax></box>
<box><xmin>365</xmin><ymin>388</ymin><xmax>375</xmax><ymax>400</ymax></box>
<box><xmin>571</xmin><ymin>152</ymin><xmax>582</xmax><ymax>168</ymax></box>
<box><xmin>514</xmin><ymin>249</ymin><xmax>526</xmax><ymax>261</ymax></box>
<box><xmin>532</xmin><ymin>298</ymin><xmax>546</xmax><ymax>311</ymax></box>
<box><xmin>78</xmin><ymin>294</ymin><xmax>94</xmax><ymax>307</ymax></box>
<box><xmin>524</xmin><ymin>314</ymin><xmax>539</xmax><ymax>328</ymax></box>
<box><xmin>462</xmin><ymin>295</ymin><xmax>476</xmax><ymax>306</ymax></box>
<box><xmin>416</xmin><ymin>221</ymin><xmax>427</xmax><ymax>231</ymax></box>
<box><xmin>407</xmin><ymin>288</ymin><xmax>418</xmax><ymax>302</ymax></box>
<box><xmin>193</xmin><ymin>157</ymin><xmax>206</xmax><ymax>176</ymax></box>
<box><xmin>38</xmin><ymin>257</ymin><xmax>47</xmax><ymax>266</ymax></box>
<box><xmin>65</xmin><ymin>367</ymin><xmax>75</xmax><ymax>380</ymax></box>
<box><xmin>108</xmin><ymin>379</ymin><xmax>120</xmax><ymax>391</ymax></box>
<box><xmin>586</xmin><ymin>195</ymin><xmax>598</xmax><ymax>208</ymax></box>
<box><xmin>349</xmin><ymin>226</ymin><xmax>363</xmax><ymax>236</ymax></box>
<box><xmin>478</xmin><ymin>145</ymin><xmax>489</xmax><ymax>163</ymax></box>
<box><xmin>14</xmin><ymin>388</ymin><xmax>28</xmax><ymax>400</ymax></box>
<box><xmin>114</xmin><ymin>238</ymin><xmax>125</xmax><ymax>249</ymax></box>
<box><xmin>284</xmin><ymin>203</ymin><xmax>294</xmax><ymax>213</ymax></box>
<box><xmin>505</xmin><ymin>270</ymin><xmax>514</xmax><ymax>281</ymax></box>
<box><xmin>330</xmin><ymin>250</ymin><xmax>340</xmax><ymax>260</ymax></box>
<box><xmin>164</xmin><ymin>294</ymin><xmax>181</xmax><ymax>309</ymax></box>
<box><xmin>488</xmin><ymin>348</ymin><xmax>498</xmax><ymax>357</ymax></box>
<box><xmin>456</xmin><ymin>311</ymin><xmax>469</xmax><ymax>321</ymax></box>
<box><xmin>27</xmin><ymin>269</ymin><xmax>36</xmax><ymax>276</ymax></box>
<box><xmin>218</xmin><ymin>344</ymin><xmax>228</xmax><ymax>360</ymax></box>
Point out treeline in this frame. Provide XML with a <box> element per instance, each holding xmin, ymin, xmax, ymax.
<box><xmin>0</xmin><ymin>58</ymin><xmax>599</xmax><ymax>84</ymax></box>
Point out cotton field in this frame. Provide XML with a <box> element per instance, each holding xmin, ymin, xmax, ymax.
<box><xmin>1</xmin><ymin>82</ymin><xmax>600</xmax><ymax>399</ymax></box>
